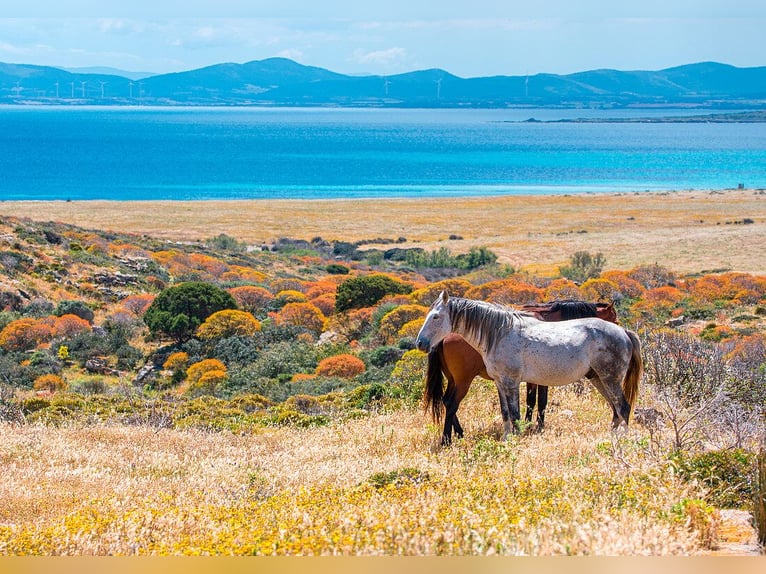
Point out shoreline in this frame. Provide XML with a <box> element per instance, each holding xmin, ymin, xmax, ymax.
<box><xmin>2</xmin><ymin>188</ymin><xmax>765</xmax><ymax>276</ymax></box>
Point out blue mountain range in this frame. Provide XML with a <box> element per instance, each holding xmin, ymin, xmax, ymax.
<box><xmin>1</xmin><ymin>58</ymin><xmax>765</xmax><ymax>108</ymax></box>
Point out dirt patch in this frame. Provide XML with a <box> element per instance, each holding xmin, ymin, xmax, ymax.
<box><xmin>707</xmin><ymin>509</ymin><xmax>762</xmax><ymax>555</ymax></box>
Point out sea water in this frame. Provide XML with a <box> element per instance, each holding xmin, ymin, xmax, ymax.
<box><xmin>1</xmin><ymin>106</ymin><xmax>764</xmax><ymax>201</ymax></box>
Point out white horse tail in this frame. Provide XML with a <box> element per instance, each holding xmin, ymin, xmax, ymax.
<box><xmin>623</xmin><ymin>329</ymin><xmax>643</xmax><ymax>422</ymax></box>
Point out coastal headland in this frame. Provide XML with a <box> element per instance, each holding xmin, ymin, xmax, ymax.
<box><xmin>2</xmin><ymin>188</ymin><xmax>764</xmax><ymax>276</ymax></box>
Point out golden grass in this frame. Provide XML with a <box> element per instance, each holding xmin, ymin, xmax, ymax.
<box><xmin>0</xmin><ymin>384</ymin><xmax>718</xmax><ymax>555</ymax></box>
<box><xmin>2</xmin><ymin>189</ymin><xmax>765</xmax><ymax>275</ymax></box>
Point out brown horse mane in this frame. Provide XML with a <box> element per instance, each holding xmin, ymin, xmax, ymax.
<box><xmin>447</xmin><ymin>297</ymin><xmax>522</xmax><ymax>354</ymax></box>
<box><xmin>532</xmin><ymin>300</ymin><xmax>598</xmax><ymax>320</ymax></box>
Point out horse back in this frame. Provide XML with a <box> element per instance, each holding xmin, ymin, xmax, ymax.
<box><xmin>522</xmin><ymin>300</ymin><xmax>617</xmax><ymax>324</ymax></box>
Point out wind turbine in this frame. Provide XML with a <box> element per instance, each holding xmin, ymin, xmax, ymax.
<box><xmin>80</xmin><ymin>81</ymin><xmax>87</xmax><ymax>98</ymax></box>
<box><xmin>70</xmin><ymin>82</ymin><xmax>75</xmax><ymax>98</ymax></box>
<box><xmin>99</xmin><ymin>81</ymin><xmax>107</xmax><ymax>99</ymax></box>
<box><xmin>384</xmin><ymin>78</ymin><xmax>391</xmax><ymax>96</ymax></box>
<box><xmin>54</xmin><ymin>81</ymin><xmax>60</xmax><ymax>99</ymax></box>
<box><xmin>435</xmin><ymin>77</ymin><xmax>442</xmax><ymax>100</ymax></box>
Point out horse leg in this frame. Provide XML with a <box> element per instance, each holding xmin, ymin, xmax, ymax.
<box><xmin>441</xmin><ymin>384</ymin><xmax>457</xmax><ymax>445</ymax></box>
<box><xmin>525</xmin><ymin>383</ymin><xmax>537</xmax><ymax>423</ymax></box>
<box><xmin>536</xmin><ymin>385</ymin><xmax>549</xmax><ymax>431</ymax></box>
<box><xmin>441</xmin><ymin>375</ymin><xmax>469</xmax><ymax>445</ymax></box>
<box><xmin>453</xmin><ymin>413</ymin><xmax>464</xmax><ymax>440</ymax></box>
<box><xmin>497</xmin><ymin>379</ymin><xmax>521</xmax><ymax>439</ymax></box>
<box><xmin>586</xmin><ymin>370</ymin><xmax>630</xmax><ymax>429</ymax></box>
<box><xmin>442</xmin><ymin>394</ymin><xmax>460</xmax><ymax>446</ymax></box>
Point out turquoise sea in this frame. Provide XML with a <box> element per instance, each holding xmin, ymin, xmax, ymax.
<box><xmin>1</xmin><ymin>106</ymin><xmax>765</xmax><ymax>201</ymax></box>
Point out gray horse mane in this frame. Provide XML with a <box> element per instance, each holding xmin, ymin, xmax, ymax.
<box><xmin>447</xmin><ymin>297</ymin><xmax>524</xmax><ymax>353</ymax></box>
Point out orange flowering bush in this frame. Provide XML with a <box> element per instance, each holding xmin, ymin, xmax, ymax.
<box><xmin>310</xmin><ymin>293</ymin><xmax>336</xmax><ymax>317</ymax></box>
<box><xmin>627</xmin><ymin>264</ymin><xmax>675</xmax><ymax>289</ymax></box>
<box><xmin>377</xmin><ymin>304</ymin><xmax>428</xmax><ymax>344</ymax></box>
<box><xmin>188</xmin><ymin>253</ymin><xmax>229</xmax><ymax>278</ymax></box>
<box><xmin>688</xmin><ymin>272</ymin><xmax>766</xmax><ymax>305</ymax></box>
<box><xmin>119</xmin><ymin>294</ymin><xmax>155</xmax><ymax>316</ymax></box>
<box><xmin>326</xmin><ymin>307</ymin><xmax>373</xmax><ymax>341</ymax></box>
<box><xmin>599</xmin><ymin>270</ymin><xmax>645</xmax><ymax>299</ymax></box>
<box><xmin>466</xmin><ymin>279</ymin><xmax>543</xmax><ymax>304</ymax></box>
<box><xmin>304</xmin><ymin>280</ymin><xmax>339</xmax><ymax>299</ymax></box>
<box><xmin>398</xmin><ymin>319</ymin><xmax>424</xmax><ymax>340</ymax></box>
<box><xmin>163</xmin><ymin>351</ymin><xmax>189</xmax><ymax>371</ymax></box>
<box><xmin>107</xmin><ymin>242</ymin><xmax>151</xmax><ymax>258</ymax></box>
<box><xmin>52</xmin><ymin>314</ymin><xmax>91</xmax><ymax>338</ymax></box>
<box><xmin>32</xmin><ymin>373</ymin><xmax>67</xmax><ymax>393</ymax></box>
<box><xmin>315</xmin><ymin>354</ymin><xmax>366</xmax><ymax>378</ymax></box>
<box><xmin>221</xmin><ymin>266</ymin><xmax>268</xmax><ymax>284</ymax></box>
<box><xmin>410</xmin><ymin>279</ymin><xmax>473</xmax><ymax>305</ymax></box>
<box><xmin>631</xmin><ymin>285</ymin><xmax>684</xmax><ymax>318</ymax></box>
<box><xmin>184</xmin><ymin>359</ymin><xmax>227</xmax><ymax>396</ymax></box>
<box><xmin>274</xmin><ymin>302</ymin><xmax>326</xmax><ymax>336</ymax></box>
<box><xmin>186</xmin><ymin>359</ymin><xmax>226</xmax><ymax>384</ymax></box>
<box><xmin>275</xmin><ymin>290</ymin><xmax>308</xmax><ymax>305</ymax></box>
<box><xmin>543</xmin><ymin>278</ymin><xmax>585</xmax><ymax>302</ymax></box>
<box><xmin>228</xmin><ymin>286</ymin><xmax>274</xmax><ymax>314</ymax></box>
<box><xmin>196</xmin><ymin>310</ymin><xmax>261</xmax><ymax>340</ymax></box>
<box><xmin>270</xmin><ymin>278</ymin><xmax>305</xmax><ymax>294</ymax></box>
<box><xmin>0</xmin><ymin>318</ymin><xmax>54</xmax><ymax>351</ymax></box>
<box><xmin>580</xmin><ymin>278</ymin><xmax>620</xmax><ymax>303</ymax></box>
<box><xmin>723</xmin><ymin>333</ymin><xmax>766</xmax><ymax>361</ymax></box>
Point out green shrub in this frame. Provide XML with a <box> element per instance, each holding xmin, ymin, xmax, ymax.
<box><xmin>385</xmin><ymin>349</ymin><xmax>427</xmax><ymax>407</ymax></box>
<box><xmin>325</xmin><ymin>263</ymin><xmax>350</xmax><ymax>275</ymax></box>
<box><xmin>560</xmin><ymin>251</ymin><xmax>605</xmax><ymax>283</ymax></box>
<box><xmin>335</xmin><ymin>274</ymin><xmax>412</xmax><ymax>312</ymax></box>
<box><xmin>54</xmin><ymin>300</ymin><xmax>94</xmax><ymax>323</ymax></box>
<box><xmin>672</xmin><ymin>449</ymin><xmax>756</xmax><ymax>508</ymax></box>
<box><xmin>346</xmin><ymin>383</ymin><xmax>387</xmax><ymax>410</ymax></box>
<box><xmin>268</xmin><ymin>406</ymin><xmax>330</xmax><ymax>428</ymax></box>
<box><xmin>365</xmin><ymin>345</ymin><xmax>404</xmax><ymax>368</ymax></box>
<box><xmin>70</xmin><ymin>376</ymin><xmax>108</xmax><ymax>395</ymax></box>
<box><xmin>670</xmin><ymin>498</ymin><xmax>720</xmax><ymax>549</ymax></box>
<box><xmin>368</xmin><ymin>467</ymin><xmax>430</xmax><ymax>489</ymax></box>
<box><xmin>144</xmin><ymin>282</ymin><xmax>237</xmax><ymax>342</ymax></box>
<box><xmin>206</xmin><ymin>233</ymin><xmax>245</xmax><ymax>252</ymax></box>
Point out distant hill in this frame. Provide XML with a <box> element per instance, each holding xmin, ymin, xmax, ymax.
<box><xmin>1</xmin><ymin>58</ymin><xmax>765</xmax><ymax>108</ymax></box>
<box><xmin>64</xmin><ymin>66</ymin><xmax>157</xmax><ymax>81</ymax></box>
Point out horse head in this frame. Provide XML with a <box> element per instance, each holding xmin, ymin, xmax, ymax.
<box><xmin>415</xmin><ymin>291</ymin><xmax>452</xmax><ymax>352</ymax></box>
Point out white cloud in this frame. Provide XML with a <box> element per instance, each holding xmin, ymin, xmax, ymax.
<box><xmin>0</xmin><ymin>41</ymin><xmax>30</xmax><ymax>56</ymax></box>
<box><xmin>277</xmin><ymin>49</ymin><xmax>304</xmax><ymax>62</ymax></box>
<box><xmin>352</xmin><ymin>47</ymin><xmax>406</xmax><ymax>67</ymax></box>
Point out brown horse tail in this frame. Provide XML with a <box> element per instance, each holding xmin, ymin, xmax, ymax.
<box><xmin>622</xmin><ymin>329</ymin><xmax>643</xmax><ymax>422</ymax></box>
<box><xmin>424</xmin><ymin>342</ymin><xmax>446</xmax><ymax>424</ymax></box>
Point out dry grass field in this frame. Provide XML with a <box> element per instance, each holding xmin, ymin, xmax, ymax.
<box><xmin>2</xmin><ymin>188</ymin><xmax>765</xmax><ymax>275</ymax></box>
<box><xmin>0</xmin><ymin>383</ymin><xmax>731</xmax><ymax>555</ymax></box>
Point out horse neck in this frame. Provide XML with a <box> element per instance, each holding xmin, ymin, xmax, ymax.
<box><xmin>447</xmin><ymin>298</ymin><xmax>514</xmax><ymax>355</ymax></box>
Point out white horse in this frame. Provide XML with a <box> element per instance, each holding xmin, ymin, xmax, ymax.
<box><xmin>415</xmin><ymin>292</ymin><xmax>642</xmax><ymax>439</ymax></box>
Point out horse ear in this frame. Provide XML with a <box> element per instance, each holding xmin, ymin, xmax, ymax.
<box><xmin>440</xmin><ymin>290</ymin><xmax>449</xmax><ymax>304</ymax></box>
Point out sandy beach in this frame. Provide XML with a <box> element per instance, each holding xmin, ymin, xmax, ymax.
<box><xmin>2</xmin><ymin>189</ymin><xmax>765</xmax><ymax>275</ymax></box>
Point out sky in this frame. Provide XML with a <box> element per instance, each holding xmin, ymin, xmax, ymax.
<box><xmin>1</xmin><ymin>1</ymin><xmax>764</xmax><ymax>78</ymax></box>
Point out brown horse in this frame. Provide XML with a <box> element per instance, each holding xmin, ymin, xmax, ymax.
<box><xmin>424</xmin><ymin>300</ymin><xmax>617</xmax><ymax>445</ymax></box>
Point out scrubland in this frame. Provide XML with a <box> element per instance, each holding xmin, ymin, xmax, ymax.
<box><xmin>0</xmin><ymin>191</ymin><xmax>764</xmax><ymax>555</ymax></box>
